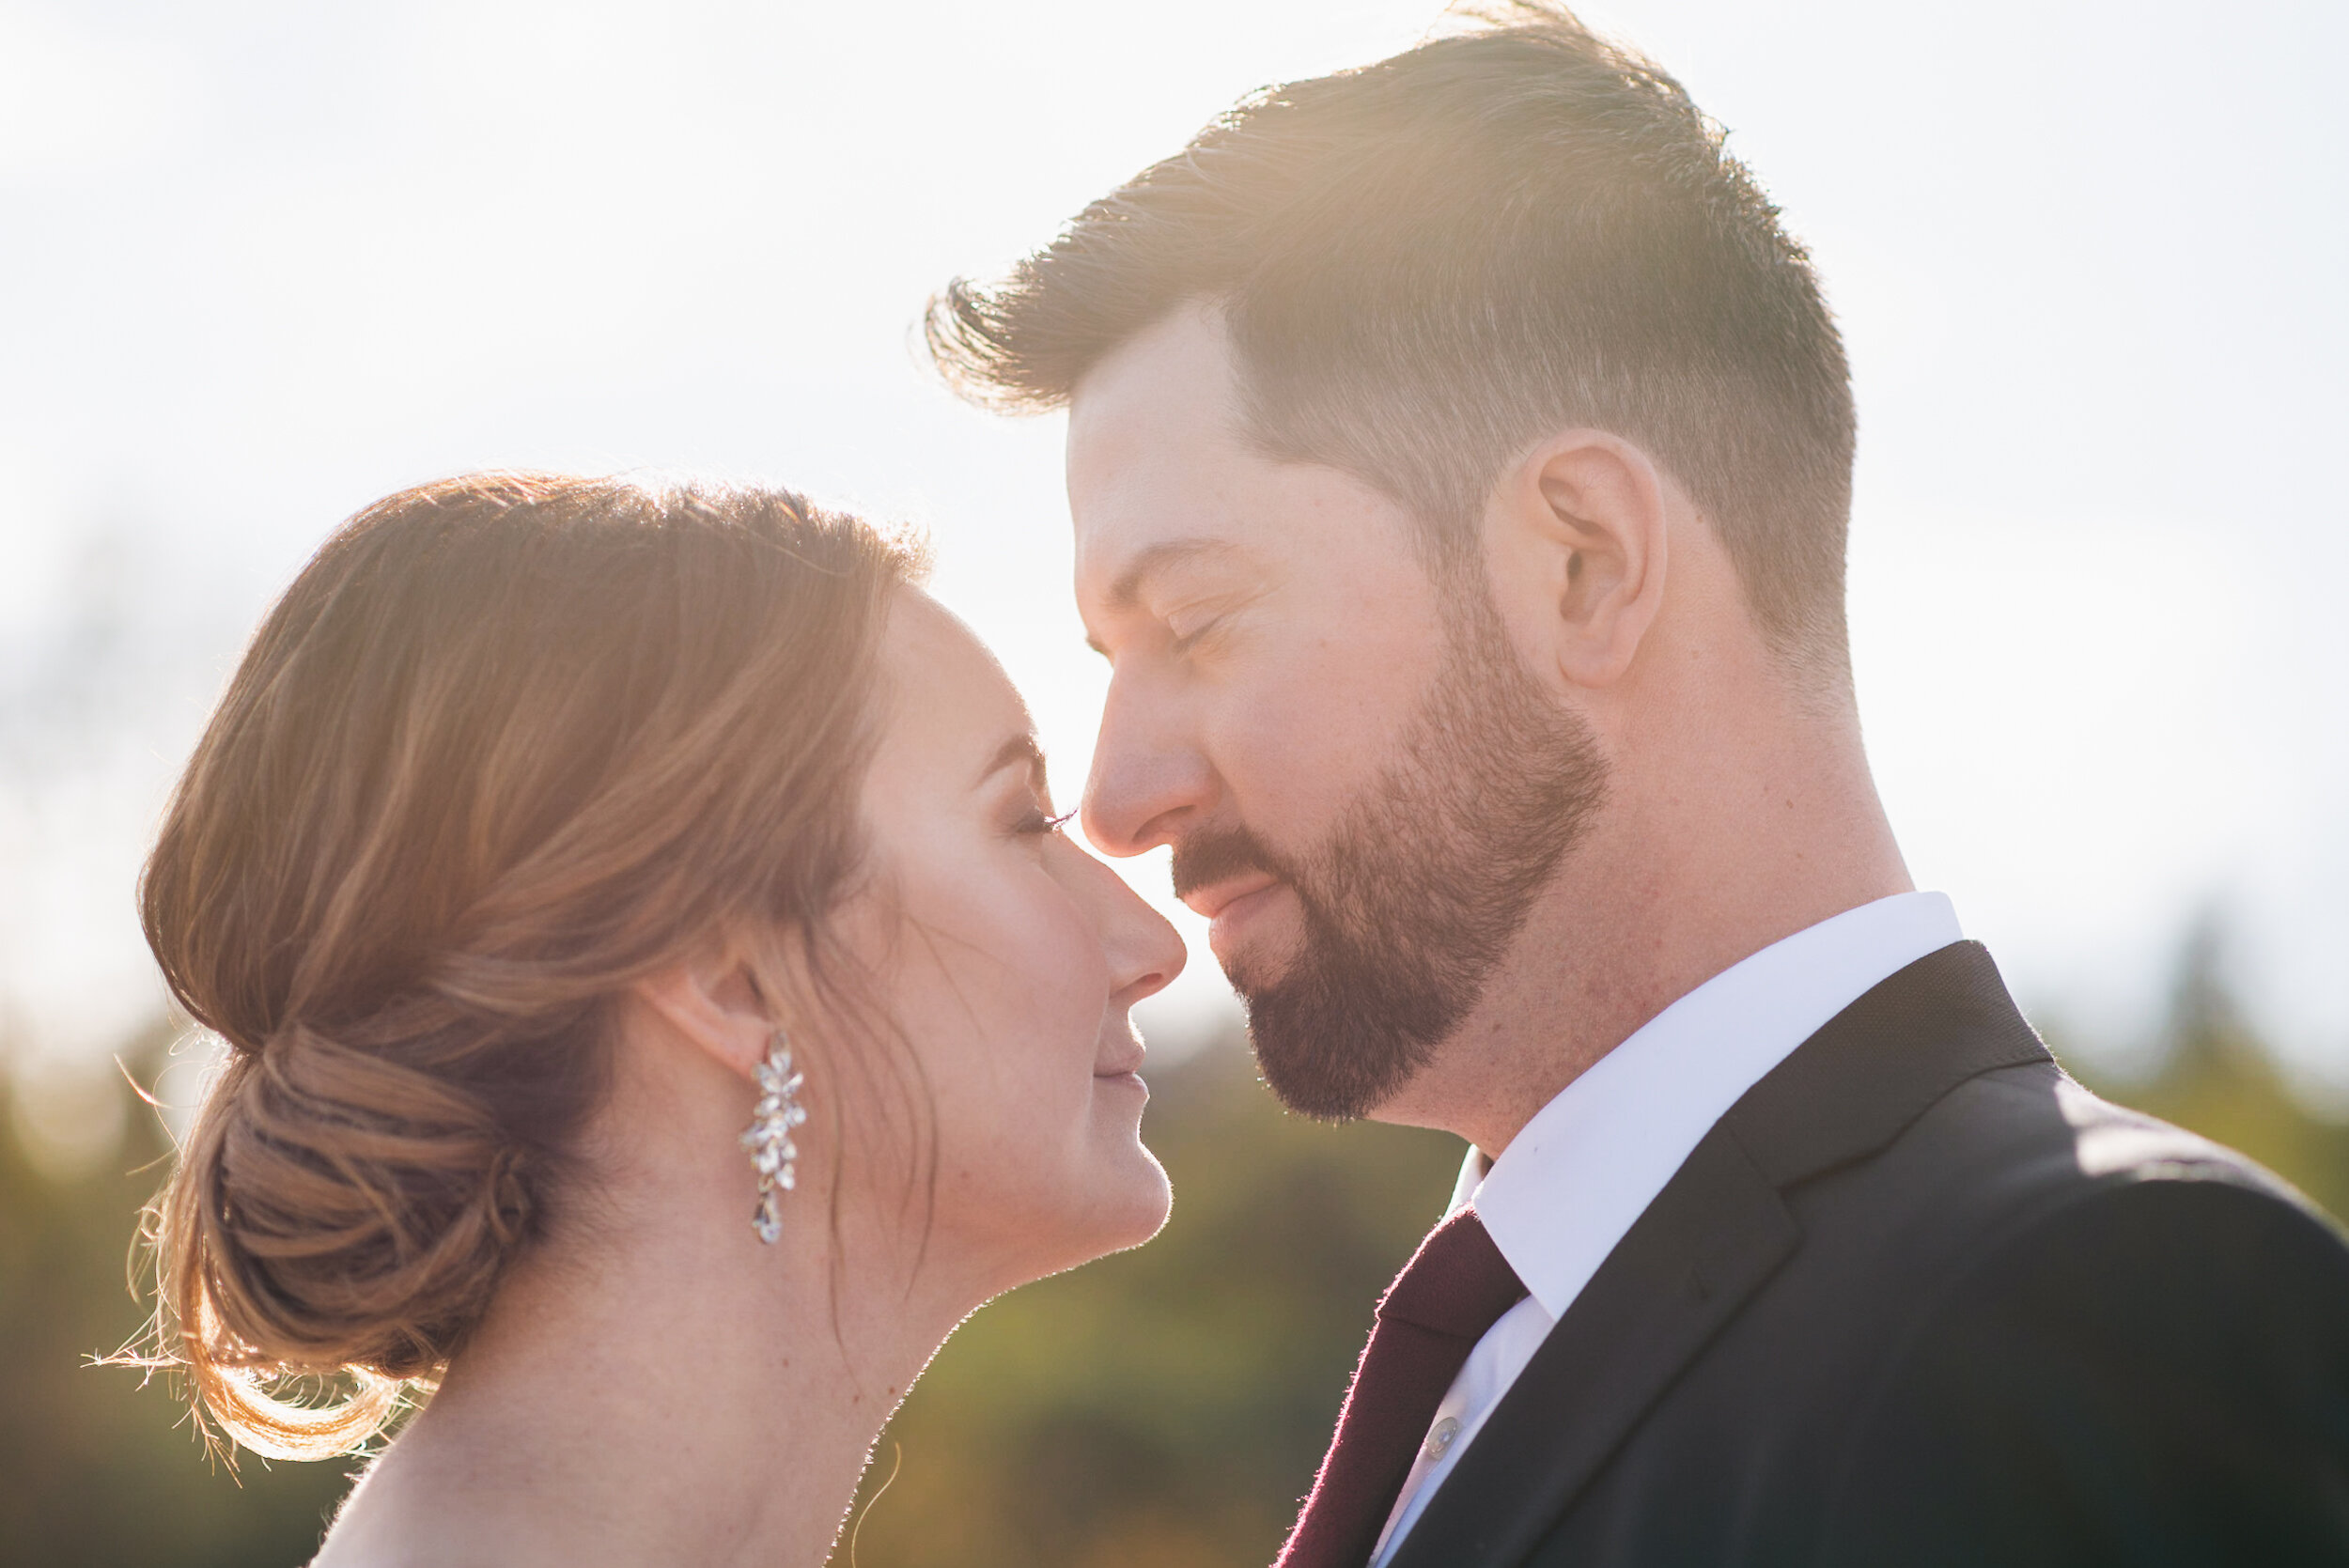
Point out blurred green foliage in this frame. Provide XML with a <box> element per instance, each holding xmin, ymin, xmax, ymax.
<box><xmin>0</xmin><ymin>1024</ymin><xmax>353</xmax><ymax>1567</ymax></box>
<box><xmin>5</xmin><ymin>929</ymin><xmax>2343</xmax><ymax>1567</ymax></box>
<box><xmin>2063</xmin><ymin>918</ymin><xmax>2349</xmax><ymax>1219</ymax></box>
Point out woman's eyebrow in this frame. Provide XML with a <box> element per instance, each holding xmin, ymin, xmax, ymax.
<box><xmin>973</xmin><ymin>733</ymin><xmax>1047</xmax><ymax>789</ymax></box>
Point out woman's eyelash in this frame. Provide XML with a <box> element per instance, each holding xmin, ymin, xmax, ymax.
<box><xmin>1020</xmin><ymin>807</ymin><xmax>1080</xmax><ymax>835</ymax></box>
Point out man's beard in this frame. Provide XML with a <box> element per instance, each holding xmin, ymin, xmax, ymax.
<box><xmin>1173</xmin><ymin>594</ymin><xmax>1609</xmax><ymax>1120</ymax></box>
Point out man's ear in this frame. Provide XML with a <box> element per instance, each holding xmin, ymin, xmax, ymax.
<box><xmin>630</xmin><ymin>946</ymin><xmax>774</xmax><ymax>1084</ymax></box>
<box><xmin>1487</xmin><ymin>429</ymin><xmax>1670</xmax><ymax>691</ymax></box>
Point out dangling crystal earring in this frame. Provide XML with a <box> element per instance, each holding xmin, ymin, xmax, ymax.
<box><xmin>740</xmin><ymin>1030</ymin><xmax>807</xmax><ymax>1244</ymax></box>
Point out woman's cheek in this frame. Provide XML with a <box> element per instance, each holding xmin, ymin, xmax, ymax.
<box><xmin>895</xmin><ymin>845</ymin><xmax>1112</xmax><ymax>1152</ymax></box>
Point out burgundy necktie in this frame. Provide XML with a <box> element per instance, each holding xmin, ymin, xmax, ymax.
<box><xmin>1276</xmin><ymin>1207</ymin><xmax>1529</xmax><ymax>1568</ymax></box>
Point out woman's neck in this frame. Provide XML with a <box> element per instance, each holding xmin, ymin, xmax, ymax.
<box><xmin>313</xmin><ymin>1203</ymin><xmax>969</xmax><ymax>1568</ymax></box>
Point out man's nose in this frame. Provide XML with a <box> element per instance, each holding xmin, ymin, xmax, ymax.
<box><xmin>1081</xmin><ymin>671</ymin><xmax>1214</xmax><ymax>858</ymax></box>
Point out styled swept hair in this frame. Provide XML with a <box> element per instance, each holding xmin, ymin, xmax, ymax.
<box><xmin>928</xmin><ymin>3</ymin><xmax>1856</xmax><ymax>689</ymax></box>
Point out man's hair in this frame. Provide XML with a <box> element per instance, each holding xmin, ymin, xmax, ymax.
<box><xmin>927</xmin><ymin>3</ymin><xmax>1857</xmax><ymax>687</ymax></box>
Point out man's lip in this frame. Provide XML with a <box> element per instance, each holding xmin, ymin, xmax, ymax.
<box><xmin>1206</xmin><ymin>881</ymin><xmax>1285</xmax><ymax>964</ymax></box>
<box><xmin>1178</xmin><ymin>870</ymin><xmax>1281</xmax><ymax>921</ymax></box>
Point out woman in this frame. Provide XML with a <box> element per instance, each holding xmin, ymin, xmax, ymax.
<box><xmin>137</xmin><ymin>471</ymin><xmax>1185</xmax><ymax>1565</ymax></box>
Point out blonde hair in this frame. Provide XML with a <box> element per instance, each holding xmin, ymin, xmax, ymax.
<box><xmin>136</xmin><ymin>472</ymin><xmax>925</xmax><ymax>1457</ymax></box>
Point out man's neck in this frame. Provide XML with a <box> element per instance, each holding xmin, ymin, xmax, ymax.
<box><xmin>1380</xmin><ymin>721</ymin><xmax>1910</xmax><ymax>1157</ymax></box>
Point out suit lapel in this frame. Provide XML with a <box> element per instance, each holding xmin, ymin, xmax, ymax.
<box><xmin>1384</xmin><ymin>1127</ymin><xmax>1798</xmax><ymax>1568</ymax></box>
<box><xmin>1384</xmin><ymin>941</ymin><xmax>2051</xmax><ymax>1568</ymax></box>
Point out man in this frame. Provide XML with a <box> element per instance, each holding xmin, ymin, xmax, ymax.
<box><xmin>930</xmin><ymin>7</ymin><xmax>2349</xmax><ymax>1564</ymax></box>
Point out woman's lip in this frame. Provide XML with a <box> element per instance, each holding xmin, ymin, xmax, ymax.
<box><xmin>1094</xmin><ymin>1042</ymin><xmax>1146</xmax><ymax>1077</ymax></box>
<box><xmin>1093</xmin><ymin>1069</ymin><xmax>1148</xmax><ymax>1094</ymax></box>
<box><xmin>1207</xmin><ymin>880</ymin><xmax>1285</xmax><ymax>961</ymax></box>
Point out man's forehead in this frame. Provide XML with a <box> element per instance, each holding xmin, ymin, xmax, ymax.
<box><xmin>1066</xmin><ymin>312</ymin><xmax>1271</xmax><ymax>598</ymax></box>
<box><xmin>1069</xmin><ymin>304</ymin><xmax>1237</xmax><ymax>442</ymax></box>
<box><xmin>1068</xmin><ymin>312</ymin><xmax>1245</xmax><ymax>495</ymax></box>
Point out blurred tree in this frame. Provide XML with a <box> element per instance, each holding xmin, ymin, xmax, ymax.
<box><xmin>2060</xmin><ymin>912</ymin><xmax>2349</xmax><ymax>1220</ymax></box>
<box><xmin>7</xmin><ymin>929</ymin><xmax>2344</xmax><ymax>1567</ymax></box>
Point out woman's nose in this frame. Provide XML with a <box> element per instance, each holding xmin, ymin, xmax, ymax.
<box><xmin>1093</xmin><ymin>858</ymin><xmax>1187</xmax><ymax>1007</ymax></box>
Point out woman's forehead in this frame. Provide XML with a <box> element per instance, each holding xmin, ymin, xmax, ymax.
<box><xmin>875</xmin><ymin>588</ymin><xmax>1034</xmax><ymax>778</ymax></box>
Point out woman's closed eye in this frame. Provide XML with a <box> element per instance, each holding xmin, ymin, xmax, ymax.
<box><xmin>1016</xmin><ymin>806</ymin><xmax>1080</xmax><ymax>837</ymax></box>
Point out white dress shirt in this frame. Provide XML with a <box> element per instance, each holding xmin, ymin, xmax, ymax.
<box><xmin>1369</xmin><ymin>892</ymin><xmax>1966</xmax><ymax>1567</ymax></box>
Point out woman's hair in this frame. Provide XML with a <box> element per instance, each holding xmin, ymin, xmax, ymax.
<box><xmin>136</xmin><ymin>471</ymin><xmax>926</xmax><ymax>1458</ymax></box>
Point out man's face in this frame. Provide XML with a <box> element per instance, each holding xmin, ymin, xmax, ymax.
<box><xmin>1068</xmin><ymin>307</ymin><xmax>1605</xmax><ymax>1118</ymax></box>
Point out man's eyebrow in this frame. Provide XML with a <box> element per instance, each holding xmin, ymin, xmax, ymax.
<box><xmin>1085</xmin><ymin>538</ymin><xmax>1251</xmax><ymax>655</ymax></box>
<box><xmin>974</xmin><ymin>733</ymin><xmax>1047</xmax><ymax>789</ymax></box>
<box><xmin>1104</xmin><ymin>538</ymin><xmax>1248</xmax><ymax>613</ymax></box>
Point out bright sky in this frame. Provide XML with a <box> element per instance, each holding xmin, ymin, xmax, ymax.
<box><xmin>2</xmin><ymin>0</ymin><xmax>2343</xmax><ymax>1095</ymax></box>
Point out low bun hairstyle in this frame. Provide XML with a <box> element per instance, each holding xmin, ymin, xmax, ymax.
<box><xmin>138</xmin><ymin>473</ymin><xmax>926</xmax><ymax>1458</ymax></box>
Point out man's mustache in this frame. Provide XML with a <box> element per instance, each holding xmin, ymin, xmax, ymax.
<box><xmin>1170</xmin><ymin>824</ymin><xmax>1294</xmax><ymax>904</ymax></box>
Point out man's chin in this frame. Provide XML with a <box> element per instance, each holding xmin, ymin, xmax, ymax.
<box><xmin>1252</xmin><ymin>1040</ymin><xmax>1408</xmax><ymax>1122</ymax></box>
<box><xmin>1210</xmin><ymin>945</ymin><xmax>1308</xmax><ymax>1018</ymax></box>
<box><xmin>1238</xmin><ymin>984</ymin><xmax>1434</xmax><ymax>1123</ymax></box>
<box><xmin>1216</xmin><ymin>950</ymin><xmax>1282</xmax><ymax>1007</ymax></box>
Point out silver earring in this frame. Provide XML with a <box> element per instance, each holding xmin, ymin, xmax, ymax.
<box><xmin>740</xmin><ymin>1030</ymin><xmax>807</xmax><ymax>1244</ymax></box>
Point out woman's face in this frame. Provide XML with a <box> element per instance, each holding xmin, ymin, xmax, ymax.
<box><xmin>843</xmin><ymin>589</ymin><xmax>1186</xmax><ymax>1290</ymax></box>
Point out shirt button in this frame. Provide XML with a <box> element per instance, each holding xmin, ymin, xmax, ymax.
<box><xmin>1423</xmin><ymin>1416</ymin><xmax>1463</xmax><ymax>1462</ymax></box>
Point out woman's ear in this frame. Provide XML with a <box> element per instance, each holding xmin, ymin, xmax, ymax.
<box><xmin>1488</xmin><ymin>429</ymin><xmax>1671</xmax><ymax>691</ymax></box>
<box><xmin>630</xmin><ymin>947</ymin><xmax>774</xmax><ymax>1084</ymax></box>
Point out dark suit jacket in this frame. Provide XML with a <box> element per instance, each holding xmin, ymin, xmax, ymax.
<box><xmin>1386</xmin><ymin>940</ymin><xmax>2349</xmax><ymax>1567</ymax></box>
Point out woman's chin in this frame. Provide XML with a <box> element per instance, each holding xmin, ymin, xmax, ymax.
<box><xmin>942</xmin><ymin>1139</ymin><xmax>1172</xmax><ymax>1299</ymax></box>
<box><xmin>1116</xmin><ymin>1149</ymin><xmax>1175</xmax><ymax>1247</ymax></box>
<box><xmin>1074</xmin><ymin>1141</ymin><xmax>1174</xmax><ymax>1261</ymax></box>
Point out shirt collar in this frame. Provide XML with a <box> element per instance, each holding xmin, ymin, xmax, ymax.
<box><xmin>1461</xmin><ymin>892</ymin><xmax>1964</xmax><ymax>1318</ymax></box>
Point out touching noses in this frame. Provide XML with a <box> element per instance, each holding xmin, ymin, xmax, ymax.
<box><xmin>1081</xmin><ymin>669</ymin><xmax>1216</xmax><ymax>858</ymax></box>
